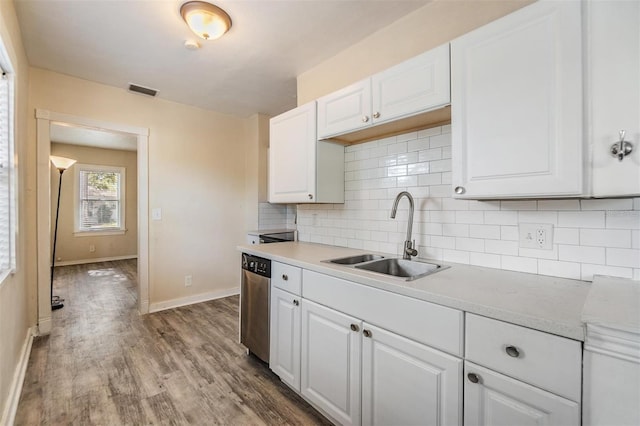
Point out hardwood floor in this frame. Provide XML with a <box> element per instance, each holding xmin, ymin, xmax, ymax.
<box><xmin>15</xmin><ymin>260</ymin><xmax>330</xmax><ymax>425</ymax></box>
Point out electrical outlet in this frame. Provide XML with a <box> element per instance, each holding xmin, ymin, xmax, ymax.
<box><xmin>89</xmin><ymin>244</ymin><xmax>96</xmax><ymax>253</ymax></box>
<box><xmin>184</xmin><ymin>275</ymin><xmax>192</xmax><ymax>287</ymax></box>
<box><xmin>519</xmin><ymin>223</ymin><xmax>554</xmax><ymax>250</ymax></box>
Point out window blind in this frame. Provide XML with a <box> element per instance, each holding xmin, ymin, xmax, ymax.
<box><xmin>0</xmin><ymin>71</ymin><xmax>11</xmax><ymax>272</ymax></box>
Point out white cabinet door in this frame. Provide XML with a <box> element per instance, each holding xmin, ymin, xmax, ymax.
<box><xmin>301</xmin><ymin>299</ymin><xmax>361</xmax><ymax>426</ymax></box>
<box><xmin>269</xmin><ymin>101</ymin><xmax>316</xmax><ymax>203</ymax></box>
<box><xmin>269</xmin><ymin>287</ymin><xmax>301</xmax><ymax>391</ymax></box>
<box><xmin>361</xmin><ymin>323</ymin><xmax>462</xmax><ymax>426</ymax></box>
<box><xmin>588</xmin><ymin>0</ymin><xmax>640</xmax><ymax>197</ymax></box>
<box><xmin>464</xmin><ymin>362</ymin><xmax>580</xmax><ymax>426</ymax></box>
<box><xmin>451</xmin><ymin>0</ymin><xmax>583</xmax><ymax>199</ymax></box>
<box><xmin>372</xmin><ymin>44</ymin><xmax>450</xmax><ymax>125</ymax></box>
<box><xmin>317</xmin><ymin>79</ymin><xmax>371</xmax><ymax>139</ymax></box>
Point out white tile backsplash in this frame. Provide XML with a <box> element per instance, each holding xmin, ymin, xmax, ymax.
<box><xmin>258</xmin><ymin>202</ymin><xmax>296</xmax><ymax>230</ymax></box>
<box><xmin>296</xmin><ymin>126</ymin><xmax>640</xmax><ymax>281</ymax></box>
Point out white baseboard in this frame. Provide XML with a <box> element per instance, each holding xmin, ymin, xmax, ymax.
<box><xmin>149</xmin><ymin>287</ymin><xmax>239</xmax><ymax>313</ymax></box>
<box><xmin>37</xmin><ymin>317</ymin><xmax>52</xmax><ymax>336</ymax></box>
<box><xmin>1</xmin><ymin>327</ymin><xmax>35</xmax><ymax>426</ymax></box>
<box><xmin>138</xmin><ymin>299</ymin><xmax>150</xmax><ymax>315</ymax></box>
<box><xmin>54</xmin><ymin>255</ymin><xmax>138</xmax><ymax>267</ymax></box>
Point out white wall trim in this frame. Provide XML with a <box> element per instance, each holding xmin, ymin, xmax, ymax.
<box><xmin>36</xmin><ymin>109</ymin><xmax>150</xmax><ymax>336</ymax></box>
<box><xmin>54</xmin><ymin>255</ymin><xmax>138</xmax><ymax>267</ymax></box>
<box><xmin>149</xmin><ymin>287</ymin><xmax>239</xmax><ymax>313</ymax></box>
<box><xmin>0</xmin><ymin>327</ymin><xmax>35</xmax><ymax>426</ymax></box>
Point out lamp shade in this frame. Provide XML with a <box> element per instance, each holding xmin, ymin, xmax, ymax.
<box><xmin>180</xmin><ymin>1</ymin><xmax>231</xmax><ymax>40</ymax></box>
<box><xmin>50</xmin><ymin>155</ymin><xmax>77</xmax><ymax>171</ymax></box>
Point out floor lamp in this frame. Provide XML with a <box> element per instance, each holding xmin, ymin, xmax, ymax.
<box><xmin>50</xmin><ymin>155</ymin><xmax>77</xmax><ymax>310</ymax></box>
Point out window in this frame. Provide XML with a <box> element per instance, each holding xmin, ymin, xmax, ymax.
<box><xmin>0</xmin><ymin>64</ymin><xmax>16</xmax><ymax>279</ymax></box>
<box><xmin>75</xmin><ymin>164</ymin><xmax>126</xmax><ymax>234</ymax></box>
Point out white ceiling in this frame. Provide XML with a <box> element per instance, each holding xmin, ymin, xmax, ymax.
<box><xmin>15</xmin><ymin>0</ymin><xmax>430</xmax><ymax>118</ymax></box>
<box><xmin>51</xmin><ymin>123</ymin><xmax>138</xmax><ymax>151</ymax></box>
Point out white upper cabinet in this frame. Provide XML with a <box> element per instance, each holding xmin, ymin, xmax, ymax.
<box><xmin>372</xmin><ymin>44</ymin><xmax>450</xmax><ymax>125</ymax></box>
<box><xmin>317</xmin><ymin>44</ymin><xmax>450</xmax><ymax>139</ymax></box>
<box><xmin>317</xmin><ymin>79</ymin><xmax>372</xmax><ymax>139</ymax></box>
<box><xmin>451</xmin><ymin>0</ymin><xmax>584</xmax><ymax>199</ymax></box>
<box><xmin>269</xmin><ymin>101</ymin><xmax>344</xmax><ymax>204</ymax></box>
<box><xmin>588</xmin><ymin>0</ymin><xmax>640</xmax><ymax>197</ymax></box>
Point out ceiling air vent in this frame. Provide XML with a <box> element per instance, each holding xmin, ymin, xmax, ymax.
<box><xmin>128</xmin><ymin>83</ymin><xmax>158</xmax><ymax>97</ymax></box>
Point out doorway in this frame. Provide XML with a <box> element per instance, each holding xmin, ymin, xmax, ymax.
<box><xmin>36</xmin><ymin>110</ymin><xmax>149</xmax><ymax>335</ymax></box>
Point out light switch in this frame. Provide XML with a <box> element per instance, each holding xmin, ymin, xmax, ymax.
<box><xmin>152</xmin><ymin>208</ymin><xmax>162</xmax><ymax>221</ymax></box>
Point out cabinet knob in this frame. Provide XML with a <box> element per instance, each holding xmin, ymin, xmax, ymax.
<box><xmin>282</xmin><ymin>274</ymin><xmax>288</xmax><ymax>281</ymax></box>
<box><xmin>308</xmin><ymin>194</ymin><xmax>313</xmax><ymax>200</ymax></box>
<box><xmin>454</xmin><ymin>186</ymin><xmax>466</xmax><ymax>195</ymax></box>
<box><xmin>467</xmin><ymin>373</ymin><xmax>480</xmax><ymax>384</ymax></box>
<box><xmin>350</xmin><ymin>324</ymin><xmax>359</xmax><ymax>332</ymax></box>
<box><xmin>363</xmin><ymin>329</ymin><xmax>372</xmax><ymax>338</ymax></box>
<box><xmin>362</xmin><ymin>116</ymin><xmax>369</xmax><ymax>123</ymax></box>
<box><xmin>372</xmin><ymin>112</ymin><xmax>380</xmax><ymax>119</ymax></box>
<box><xmin>293</xmin><ymin>299</ymin><xmax>299</xmax><ymax>306</ymax></box>
<box><xmin>505</xmin><ymin>345</ymin><xmax>520</xmax><ymax>358</ymax></box>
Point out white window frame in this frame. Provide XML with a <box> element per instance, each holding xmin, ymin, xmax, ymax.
<box><xmin>74</xmin><ymin>163</ymin><xmax>126</xmax><ymax>236</ymax></box>
<box><xmin>0</xmin><ymin>42</ymin><xmax>17</xmax><ymax>286</ymax></box>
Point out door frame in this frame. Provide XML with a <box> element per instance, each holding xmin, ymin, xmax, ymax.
<box><xmin>36</xmin><ymin>109</ymin><xmax>150</xmax><ymax>334</ymax></box>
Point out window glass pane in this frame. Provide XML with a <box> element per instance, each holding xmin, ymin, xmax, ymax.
<box><xmin>78</xmin><ymin>167</ymin><xmax>123</xmax><ymax>231</ymax></box>
<box><xmin>0</xmin><ymin>73</ymin><xmax>10</xmax><ymax>271</ymax></box>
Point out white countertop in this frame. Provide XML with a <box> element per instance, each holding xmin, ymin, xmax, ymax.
<box><xmin>238</xmin><ymin>241</ymin><xmax>592</xmax><ymax>341</ymax></box>
<box><xmin>582</xmin><ymin>275</ymin><xmax>640</xmax><ymax>334</ymax></box>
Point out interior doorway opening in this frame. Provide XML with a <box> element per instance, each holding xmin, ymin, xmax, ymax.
<box><xmin>36</xmin><ymin>110</ymin><xmax>149</xmax><ymax>335</ymax></box>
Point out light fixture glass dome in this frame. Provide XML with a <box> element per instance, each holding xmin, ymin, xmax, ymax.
<box><xmin>180</xmin><ymin>1</ymin><xmax>232</xmax><ymax>41</ymax></box>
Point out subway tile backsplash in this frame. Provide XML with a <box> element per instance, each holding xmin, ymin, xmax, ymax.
<box><xmin>258</xmin><ymin>202</ymin><xmax>297</xmax><ymax>230</ymax></box>
<box><xmin>296</xmin><ymin>125</ymin><xmax>640</xmax><ymax>282</ymax></box>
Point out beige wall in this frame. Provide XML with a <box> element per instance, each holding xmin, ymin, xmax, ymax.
<box><xmin>243</xmin><ymin>114</ymin><xmax>270</xmax><ymax>231</ymax></box>
<box><xmin>0</xmin><ymin>0</ymin><xmax>32</xmax><ymax>422</ymax></box>
<box><xmin>50</xmin><ymin>143</ymin><xmax>138</xmax><ymax>263</ymax></box>
<box><xmin>297</xmin><ymin>0</ymin><xmax>534</xmax><ymax>104</ymax></box>
<box><xmin>29</xmin><ymin>67</ymin><xmax>249</xmax><ymax>305</ymax></box>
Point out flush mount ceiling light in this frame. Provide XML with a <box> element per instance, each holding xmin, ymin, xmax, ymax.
<box><xmin>180</xmin><ymin>1</ymin><xmax>232</xmax><ymax>41</ymax></box>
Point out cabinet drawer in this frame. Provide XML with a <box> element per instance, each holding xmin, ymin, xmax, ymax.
<box><xmin>303</xmin><ymin>270</ymin><xmax>463</xmax><ymax>356</ymax></box>
<box><xmin>465</xmin><ymin>313</ymin><xmax>582</xmax><ymax>401</ymax></box>
<box><xmin>272</xmin><ymin>262</ymin><xmax>302</xmax><ymax>295</ymax></box>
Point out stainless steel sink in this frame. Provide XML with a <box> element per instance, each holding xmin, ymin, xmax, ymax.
<box><xmin>326</xmin><ymin>254</ymin><xmax>385</xmax><ymax>265</ymax></box>
<box><xmin>354</xmin><ymin>258</ymin><xmax>448</xmax><ymax>281</ymax></box>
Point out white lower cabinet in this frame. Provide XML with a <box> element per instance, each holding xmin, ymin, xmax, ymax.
<box><xmin>298</xmin><ymin>297</ymin><xmax>461</xmax><ymax>426</ymax></box>
<box><xmin>269</xmin><ymin>287</ymin><xmax>301</xmax><ymax>391</ymax></box>
<box><xmin>362</xmin><ymin>324</ymin><xmax>462</xmax><ymax>426</ymax></box>
<box><xmin>301</xmin><ymin>299</ymin><xmax>362</xmax><ymax>426</ymax></box>
<box><xmin>464</xmin><ymin>362</ymin><xmax>580</xmax><ymax>426</ymax></box>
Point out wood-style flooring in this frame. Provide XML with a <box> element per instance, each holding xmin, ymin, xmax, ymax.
<box><xmin>15</xmin><ymin>260</ymin><xmax>329</xmax><ymax>425</ymax></box>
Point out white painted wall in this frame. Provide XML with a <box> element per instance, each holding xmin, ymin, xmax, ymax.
<box><xmin>296</xmin><ymin>126</ymin><xmax>640</xmax><ymax>282</ymax></box>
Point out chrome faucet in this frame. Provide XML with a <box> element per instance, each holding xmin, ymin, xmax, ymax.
<box><xmin>391</xmin><ymin>191</ymin><xmax>418</xmax><ymax>260</ymax></box>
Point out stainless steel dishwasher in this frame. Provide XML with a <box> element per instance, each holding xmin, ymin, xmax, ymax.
<box><xmin>240</xmin><ymin>253</ymin><xmax>270</xmax><ymax>363</ymax></box>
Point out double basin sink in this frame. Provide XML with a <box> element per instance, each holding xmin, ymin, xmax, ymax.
<box><xmin>325</xmin><ymin>254</ymin><xmax>449</xmax><ymax>281</ymax></box>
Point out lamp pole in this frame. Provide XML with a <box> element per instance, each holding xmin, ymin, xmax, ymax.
<box><xmin>49</xmin><ymin>155</ymin><xmax>76</xmax><ymax>310</ymax></box>
<box><xmin>51</xmin><ymin>167</ymin><xmax>66</xmax><ymax>310</ymax></box>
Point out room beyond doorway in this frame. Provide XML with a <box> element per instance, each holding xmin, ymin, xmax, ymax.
<box><xmin>36</xmin><ymin>110</ymin><xmax>150</xmax><ymax>335</ymax></box>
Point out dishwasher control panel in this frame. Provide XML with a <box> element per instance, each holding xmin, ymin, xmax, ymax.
<box><xmin>242</xmin><ymin>253</ymin><xmax>271</xmax><ymax>278</ymax></box>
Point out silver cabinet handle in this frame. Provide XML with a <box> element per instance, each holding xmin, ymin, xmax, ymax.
<box><xmin>362</xmin><ymin>116</ymin><xmax>369</xmax><ymax>123</ymax></box>
<box><xmin>467</xmin><ymin>373</ymin><xmax>480</xmax><ymax>384</ymax></box>
<box><xmin>293</xmin><ymin>299</ymin><xmax>299</xmax><ymax>306</ymax></box>
<box><xmin>611</xmin><ymin>129</ymin><xmax>633</xmax><ymax>161</ymax></box>
<box><xmin>350</xmin><ymin>324</ymin><xmax>359</xmax><ymax>332</ymax></box>
<box><xmin>505</xmin><ymin>345</ymin><xmax>520</xmax><ymax>358</ymax></box>
<box><xmin>373</xmin><ymin>112</ymin><xmax>380</xmax><ymax>119</ymax></box>
<box><xmin>282</xmin><ymin>274</ymin><xmax>288</xmax><ymax>281</ymax></box>
<box><xmin>363</xmin><ymin>329</ymin><xmax>372</xmax><ymax>338</ymax></box>
<box><xmin>454</xmin><ymin>186</ymin><xmax>466</xmax><ymax>195</ymax></box>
